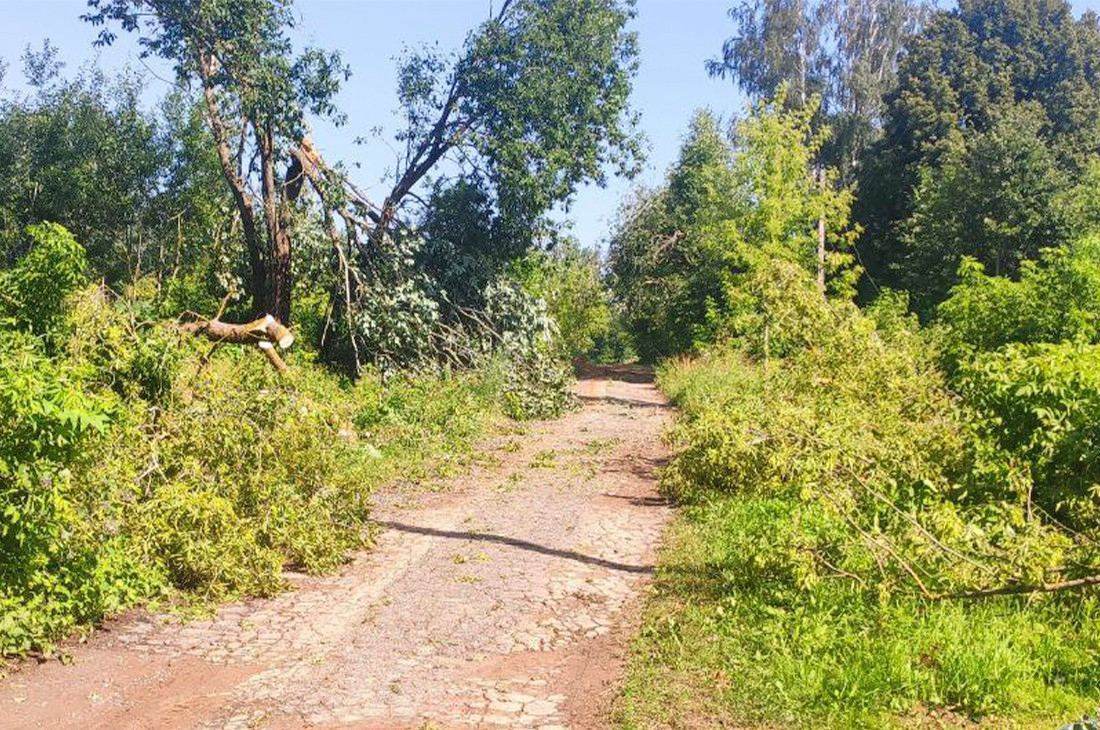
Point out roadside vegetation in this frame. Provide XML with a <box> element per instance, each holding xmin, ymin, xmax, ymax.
<box><xmin>0</xmin><ymin>0</ymin><xmax>636</xmax><ymax>657</ymax></box>
<box><xmin>614</xmin><ymin>1</ymin><xmax>1100</xmax><ymax>726</ymax></box>
<box><xmin>5</xmin><ymin>0</ymin><xmax>1100</xmax><ymax>725</ymax></box>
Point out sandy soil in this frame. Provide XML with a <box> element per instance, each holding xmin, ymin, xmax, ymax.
<box><xmin>0</xmin><ymin>367</ymin><xmax>673</xmax><ymax>729</ymax></box>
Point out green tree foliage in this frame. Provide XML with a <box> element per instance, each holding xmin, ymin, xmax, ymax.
<box><xmin>508</xmin><ymin>240</ymin><xmax>613</xmax><ymax>360</ymax></box>
<box><xmin>358</xmin><ymin>0</ymin><xmax>641</xmax><ymax>370</ymax></box>
<box><xmin>417</xmin><ymin>179</ymin><xmax>530</xmax><ymax>313</ymax></box>
<box><xmin>610</xmin><ymin>96</ymin><xmax>856</xmax><ymax>361</ymax></box>
<box><xmin>935</xmin><ymin>237</ymin><xmax>1100</xmax><ymax>368</ymax></box>
<box><xmin>0</xmin><ymin>54</ymin><xmax>163</xmax><ymax>281</ymax></box>
<box><xmin>85</xmin><ymin>0</ymin><xmax>350</xmax><ymax>323</ymax></box>
<box><xmin>709</xmin><ymin>0</ymin><xmax>930</xmax><ymax>177</ymax></box>
<box><xmin>609</xmin><ymin>111</ymin><xmax>736</xmax><ymax>360</ymax></box>
<box><xmin>726</xmin><ymin>92</ymin><xmax>857</xmax><ymax>279</ymax></box>
<box><xmin>84</xmin><ymin>0</ymin><xmax>640</xmax><ymax>383</ymax></box>
<box><xmin>0</xmin><ymin>223</ymin><xmax>88</xmax><ymax>342</ymax></box>
<box><xmin>858</xmin><ymin>0</ymin><xmax>1100</xmax><ymax>305</ymax></box>
<box><xmin>452</xmin><ymin>0</ymin><xmax>642</xmax><ymax>225</ymax></box>
<box><xmin>0</xmin><ymin>46</ymin><xmax>235</xmax><ymax>300</ymax></box>
<box><xmin>895</xmin><ymin>104</ymin><xmax>1073</xmax><ymax>312</ymax></box>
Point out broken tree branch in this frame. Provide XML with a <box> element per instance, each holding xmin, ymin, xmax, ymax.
<box><xmin>180</xmin><ymin>314</ymin><xmax>294</xmax><ymax>350</ymax></box>
<box><xmin>179</xmin><ymin>313</ymin><xmax>295</xmax><ymax>374</ymax></box>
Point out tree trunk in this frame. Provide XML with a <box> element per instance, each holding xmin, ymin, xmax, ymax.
<box><xmin>255</xmin><ymin>124</ymin><xmax>305</xmax><ymax>326</ymax></box>
<box><xmin>816</xmin><ymin>167</ymin><xmax>827</xmax><ymax>296</ymax></box>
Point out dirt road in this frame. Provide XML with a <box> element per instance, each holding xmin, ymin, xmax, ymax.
<box><xmin>0</xmin><ymin>369</ymin><xmax>673</xmax><ymax>729</ymax></box>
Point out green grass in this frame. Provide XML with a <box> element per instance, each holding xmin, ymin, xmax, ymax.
<box><xmin>619</xmin><ymin>494</ymin><xmax>1100</xmax><ymax>728</ymax></box>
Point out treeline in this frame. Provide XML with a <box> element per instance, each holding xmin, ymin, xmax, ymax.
<box><xmin>614</xmin><ymin>0</ymin><xmax>1100</xmax><ymax>726</ymax></box>
<box><xmin>0</xmin><ymin>0</ymin><xmax>635</xmax><ymax>656</ymax></box>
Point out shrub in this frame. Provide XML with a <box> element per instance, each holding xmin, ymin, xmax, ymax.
<box><xmin>134</xmin><ymin>482</ymin><xmax>283</xmax><ymax>600</ymax></box>
<box><xmin>483</xmin><ymin>279</ymin><xmax>576</xmax><ymax>419</ymax></box>
<box><xmin>636</xmin><ymin>256</ymin><xmax>1100</xmax><ymax>723</ymax></box>
<box><xmin>64</xmin><ymin>284</ymin><xmax>182</xmax><ymax>403</ymax></box>
<box><xmin>0</xmin><ymin>327</ymin><xmax>148</xmax><ymax>655</ymax></box>
<box><xmin>0</xmin><ymin>272</ymin><xmax>509</xmax><ymax>656</ymax></box>
<box><xmin>0</xmin><ymin>223</ymin><xmax>87</xmax><ymax>341</ymax></box>
<box><xmin>935</xmin><ymin>237</ymin><xmax>1100</xmax><ymax>370</ymax></box>
<box><xmin>958</xmin><ymin>342</ymin><xmax>1100</xmax><ymax>530</ymax></box>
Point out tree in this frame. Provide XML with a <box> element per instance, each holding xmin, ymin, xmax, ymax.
<box><xmin>857</xmin><ymin>0</ymin><xmax>1100</xmax><ymax>304</ymax></box>
<box><xmin>86</xmin><ymin>0</ymin><xmax>642</xmax><ymax>374</ymax></box>
<box><xmin>382</xmin><ymin>0</ymin><xmax>642</xmax><ymax>247</ymax></box>
<box><xmin>609</xmin><ymin>99</ymin><xmax>856</xmax><ymax>361</ymax></box>
<box><xmin>609</xmin><ymin>110</ymin><xmax>737</xmax><ymax>361</ymax></box>
<box><xmin>84</xmin><ymin>0</ymin><xmax>349</xmax><ymax>325</ymax></box>
<box><xmin>708</xmin><ymin>0</ymin><xmax>831</xmax><ymax>110</ymax></box>
<box><xmin>509</xmin><ymin>240</ymin><xmax>613</xmax><ymax>359</ymax></box>
<box><xmin>0</xmin><ymin>49</ymin><xmax>164</xmax><ymax>281</ymax></box>
<box><xmin>709</xmin><ymin>0</ymin><xmax>929</xmax><ymax>177</ymax></box>
<box><xmin>897</xmin><ymin>104</ymin><xmax>1071</xmax><ymax>312</ymax></box>
<box><xmin>347</xmin><ymin>0</ymin><xmax>642</xmax><ymax>372</ymax></box>
<box><xmin>731</xmin><ymin>91</ymin><xmax>856</xmax><ymax>287</ymax></box>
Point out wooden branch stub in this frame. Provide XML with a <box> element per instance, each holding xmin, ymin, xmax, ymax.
<box><xmin>257</xmin><ymin>340</ymin><xmax>289</xmax><ymax>373</ymax></box>
<box><xmin>180</xmin><ymin>313</ymin><xmax>294</xmax><ymax>374</ymax></box>
<box><xmin>181</xmin><ymin>314</ymin><xmax>294</xmax><ymax>350</ymax></box>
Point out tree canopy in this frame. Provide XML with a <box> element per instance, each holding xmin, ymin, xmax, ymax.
<box><xmin>857</xmin><ymin>0</ymin><xmax>1100</xmax><ymax>307</ymax></box>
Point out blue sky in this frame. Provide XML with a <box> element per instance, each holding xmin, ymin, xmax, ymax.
<box><xmin>2</xmin><ymin>0</ymin><xmax>1099</xmax><ymax>252</ymax></box>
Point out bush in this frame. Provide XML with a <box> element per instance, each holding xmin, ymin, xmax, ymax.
<box><xmin>483</xmin><ymin>279</ymin><xmax>576</xmax><ymax>420</ymax></box>
<box><xmin>64</xmin><ymin>284</ymin><xmax>182</xmax><ymax>403</ymax></box>
<box><xmin>958</xmin><ymin>342</ymin><xmax>1100</xmax><ymax>530</ymax></box>
<box><xmin>0</xmin><ymin>328</ymin><xmax>147</xmax><ymax>655</ymax></box>
<box><xmin>0</xmin><ymin>223</ymin><xmax>87</xmax><ymax>341</ymax></box>
<box><xmin>134</xmin><ymin>483</ymin><xmax>283</xmax><ymax>600</ymax></box>
<box><xmin>628</xmin><ymin>256</ymin><xmax>1100</xmax><ymax>724</ymax></box>
<box><xmin>0</xmin><ymin>229</ymin><xmax>512</xmax><ymax>655</ymax></box>
<box><xmin>935</xmin><ymin>237</ymin><xmax>1100</xmax><ymax>371</ymax></box>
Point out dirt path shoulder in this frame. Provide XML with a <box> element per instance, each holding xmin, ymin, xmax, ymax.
<box><xmin>1</xmin><ymin>368</ymin><xmax>673</xmax><ymax>729</ymax></box>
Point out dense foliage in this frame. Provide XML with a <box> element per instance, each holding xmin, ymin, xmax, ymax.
<box><xmin>857</xmin><ymin>0</ymin><xmax>1100</xmax><ymax>310</ymax></box>
<box><xmin>623</xmin><ymin>247</ymin><xmax>1100</xmax><ymax>727</ymax></box>
<box><xmin>0</xmin><ymin>221</ymin><xmax>528</xmax><ymax>655</ymax></box>
<box><xmin>609</xmin><ymin>94</ymin><xmax>856</xmax><ymax>362</ymax></box>
<box><xmin>0</xmin><ymin>0</ymin><xmax>648</xmax><ymax>656</ymax></box>
<box><xmin>613</xmin><ymin>21</ymin><xmax>1100</xmax><ymax>718</ymax></box>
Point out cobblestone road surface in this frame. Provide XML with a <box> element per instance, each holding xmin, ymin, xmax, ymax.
<box><xmin>1</xmin><ymin>369</ymin><xmax>673</xmax><ymax>729</ymax></box>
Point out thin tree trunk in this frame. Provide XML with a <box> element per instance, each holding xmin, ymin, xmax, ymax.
<box><xmin>196</xmin><ymin>51</ymin><xmax>266</xmax><ymax>318</ymax></box>
<box><xmin>816</xmin><ymin>167</ymin><xmax>827</xmax><ymax>296</ymax></box>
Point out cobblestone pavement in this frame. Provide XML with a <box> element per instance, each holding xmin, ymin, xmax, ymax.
<box><xmin>1</xmin><ymin>370</ymin><xmax>673</xmax><ymax>729</ymax></box>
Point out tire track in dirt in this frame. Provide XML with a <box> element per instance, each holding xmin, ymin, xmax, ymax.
<box><xmin>0</xmin><ymin>367</ymin><xmax>673</xmax><ymax>729</ymax></box>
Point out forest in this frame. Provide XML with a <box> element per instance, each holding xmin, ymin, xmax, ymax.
<box><xmin>2</xmin><ymin>0</ymin><xmax>1100</xmax><ymax>727</ymax></box>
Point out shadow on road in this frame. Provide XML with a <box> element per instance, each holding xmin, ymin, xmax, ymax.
<box><xmin>577</xmin><ymin>393</ymin><xmax>670</xmax><ymax>409</ymax></box>
<box><xmin>601</xmin><ymin>492</ymin><xmax>671</xmax><ymax>507</ymax></box>
<box><xmin>574</xmin><ymin>361</ymin><xmax>656</xmax><ymax>384</ymax></box>
<box><xmin>375</xmin><ymin>521</ymin><xmax>655</xmax><ymax>574</ymax></box>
